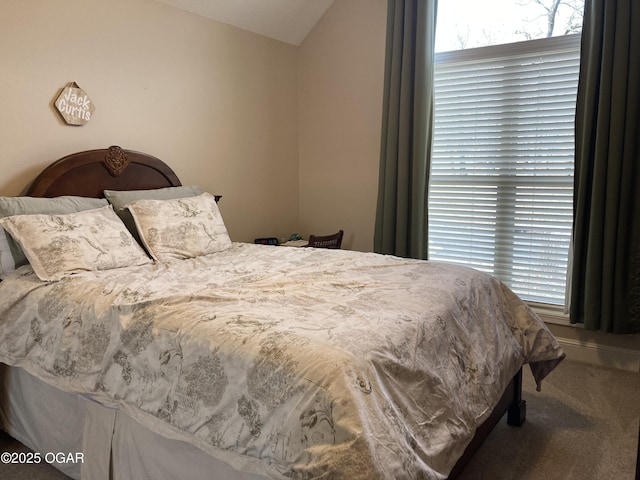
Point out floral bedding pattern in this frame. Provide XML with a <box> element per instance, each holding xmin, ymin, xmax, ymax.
<box><xmin>0</xmin><ymin>243</ymin><xmax>564</xmax><ymax>479</ymax></box>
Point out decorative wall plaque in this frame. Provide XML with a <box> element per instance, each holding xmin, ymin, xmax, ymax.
<box><xmin>54</xmin><ymin>82</ymin><xmax>95</xmax><ymax>125</ymax></box>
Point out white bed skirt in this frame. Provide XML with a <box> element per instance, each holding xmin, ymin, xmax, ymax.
<box><xmin>0</xmin><ymin>364</ymin><xmax>270</xmax><ymax>480</ymax></box>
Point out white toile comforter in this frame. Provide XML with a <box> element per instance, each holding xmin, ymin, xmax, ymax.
<box><xmin>0</xmin><ymin>243</ymin><xmax>564</xmax><ymax>479</ymax></box>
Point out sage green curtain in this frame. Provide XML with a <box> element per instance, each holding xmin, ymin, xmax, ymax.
<box><xmin>571</xmin><ymin>0</ymin><xmax>640</xmax><ymax>333</ymax></box>
<box><xmin>374</xmin><ymin>0</ymin><xmax>437</xmax><ymax>259</ymax></box>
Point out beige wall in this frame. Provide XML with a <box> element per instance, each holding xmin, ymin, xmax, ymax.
<box><xmin>0</xmin><ymin>0</ymin><xmax>299</xmax><ymax>243</ymax></box>
<box><xmin>298</xmin><ymin>0</ymin><xmax>387</xmax><ymax>252</ymax></box>
<box><xmin>0</xmin><ymin>0</ymin><xmax>386</xmax><ymax>249</ymax></box>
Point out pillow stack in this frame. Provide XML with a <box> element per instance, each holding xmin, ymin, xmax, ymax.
<box><xmin>0</xmin><ymin>186</ymin><xmax>231</xmax><ymax>282</ymax></box>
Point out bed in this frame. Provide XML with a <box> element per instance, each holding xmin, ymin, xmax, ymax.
<box><xmin>0</xmin><ymin>146</ymin><xmax>565</xmax><ymax>480</ymax></box>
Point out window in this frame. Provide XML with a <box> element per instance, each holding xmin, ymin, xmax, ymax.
<box><xmin>429</xmin><ymin>2</ymin><xmax>583</xmax><ymax>306</ymax></box>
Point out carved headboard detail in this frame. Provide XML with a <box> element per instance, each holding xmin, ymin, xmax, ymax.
<box><xmin>104</xmin><ymin>145</ymin><xmax>130</xmax><ymax>177</ymax></box>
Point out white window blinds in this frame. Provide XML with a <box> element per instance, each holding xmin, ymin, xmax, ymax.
<box><xmin>428</xmin><ymin>35</ymin><xmax>581</xmax><ymax>305</ymax></box>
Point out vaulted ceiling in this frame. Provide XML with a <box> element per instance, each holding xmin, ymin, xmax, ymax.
<box><xmin>154</xmin><ymin>0</ymin><xmax>335</xmax><ymax>46</ymax></box>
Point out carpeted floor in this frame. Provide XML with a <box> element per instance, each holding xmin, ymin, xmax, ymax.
<box><xmin>458</xmin><ymin>360</ymin><xmax>640</xmax><ymax>480</ymax></box>
<box><xmin>0</xmin><ymin>359</ymin><xmax>638</xmax><ymax>479</ymax></box>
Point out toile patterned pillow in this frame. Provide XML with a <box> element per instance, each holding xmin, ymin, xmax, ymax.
<box><xmin>126</xmin><ymin>192</ymin><xmax>232</xmax><ymax>262</ymax></box>
<box><xmin>0</xmin><ymin>205</ymin><xmax>152</xmax><ymax>281</ymax></box>
<box><xmin>103</xmin><ymin>185</ymin><xmax>201</xmax><ymax>242</ymax></box>
<box><xmin>0</xmin><ymin>195</ymin><xmax>109</xmax><ymax>277</ymax></box>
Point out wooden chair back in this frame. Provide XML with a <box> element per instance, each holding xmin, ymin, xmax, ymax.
<box><xmin>307</xmin><ymin>230</ymin><xmax>344</xmax><ymax>249</ymax></box>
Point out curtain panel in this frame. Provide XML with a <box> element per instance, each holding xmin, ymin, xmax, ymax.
<box><xmin>374</xmin><ymin>0</ymin><xmax>437</xmax><ymax>259</ymax></box>
<box><xmin>571</xmin><ymin>0</ymin><xmax>640</xmax><ymax>333</ymax></box>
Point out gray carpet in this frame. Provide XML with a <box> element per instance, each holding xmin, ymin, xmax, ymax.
<box><xmin>458</xmin><ymin>360</ymin><xmax>639</xmax><ymax>480</ymax></box>
<box><xmin>0</xmin><ymin>359</ymin><xmax>638</xmax><ymax>479</ymax></box>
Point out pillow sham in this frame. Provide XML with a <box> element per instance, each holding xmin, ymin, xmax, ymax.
<box><xmin>0</xmin><ymin>195</ymin><xmax>109</xmax><ymax>278</ymax></box>
<box><xmin>0</xmin><ymin>205</ymin><xmax>152</xmax><ymax>282</ymax></box>
<box><xmin>127</xmin><ymin>192</ymin><xmax>232</xmax><ymax>262</ymax></box>
<box><xmin>104</xmin><ymin>185</ymin><xmax>201</xmax><ymax>241</ymax></box>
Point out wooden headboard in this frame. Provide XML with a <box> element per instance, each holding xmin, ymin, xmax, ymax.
<box><xmin>26</xmin><ymin>146</ymin><xmax>182</xmax><ymax>198</ymax></box>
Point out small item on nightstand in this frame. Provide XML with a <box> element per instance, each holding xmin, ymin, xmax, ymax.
<box><xmin>254</xmin><ymin>237</ymin><xmax>279</xmax><ymax>246</ymax></box>
<box><xmin>280</xmin><ymin>233</ymin><xmax>308</xmax><ymax>247</ymax></box>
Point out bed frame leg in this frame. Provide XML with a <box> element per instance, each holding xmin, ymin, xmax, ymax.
<box><xmin>507</xmin><ymin>368</ymin><xmax>526</xmax><ymax>426</ymax></box>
